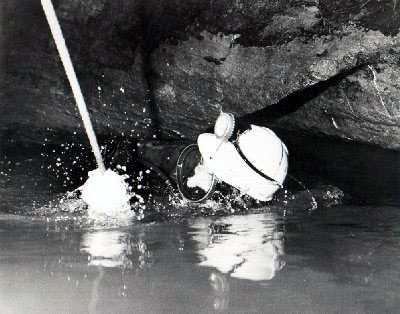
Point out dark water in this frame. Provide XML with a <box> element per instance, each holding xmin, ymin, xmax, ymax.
<box><xmin>0</xmin><ymin>139</ymin><xmax>399</xmax><ymax>313</ymax></box>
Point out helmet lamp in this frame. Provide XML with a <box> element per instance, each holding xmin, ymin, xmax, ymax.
<box><xmin>214</xmin><ymin>112</ymin><xmax>235</xmax><ymax>141</ymax></box>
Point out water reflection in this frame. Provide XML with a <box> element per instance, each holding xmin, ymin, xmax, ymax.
<box><xmin>81</xmin><ymin>230</ymin><xmax>133</xmax><ymax>268</ymax></box>
<box><xmin>80</xmin><ymin>229</ymin><xmax>155</xmax><ymax>313</ymax></box>
<box><xmin>80</xmin><ymin>229</ymin><xmax>154</xmax><ymax>269</ymax></box>
<box><xmin>210</xmin><ymin>272</ymin><xmax>230</xmax><ymax>311</ymax></box>
<box><xmin>191</xmin><ymin>213</ymin><xmax>285</xmax><ymax>281</ymax></box>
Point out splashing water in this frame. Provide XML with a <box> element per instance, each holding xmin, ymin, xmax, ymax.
<box><xmin>80</xmin><ymin>169</ymin><xmax>132</xmax><ymax>219</ymax></box>
<box><xmin>41</xmin><ymin>0</ymin><xmax>132</xmax><ymax>217</ymax></box>
<box><xmin>41</xmin><ymin>0</ymin><xmax>104</xmax><ymax>172</ymax></box>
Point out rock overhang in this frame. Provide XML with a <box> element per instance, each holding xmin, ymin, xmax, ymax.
<box><xmin>0</xmin><ymin>0</ymin><xmax>399</xmax><ymax>150</ymax></box>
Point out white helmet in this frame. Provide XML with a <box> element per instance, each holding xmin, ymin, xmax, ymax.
<box><xmin>197</xmin><ymin>113</ymin><xmax>288</xmax><ymax>202</ymax></box>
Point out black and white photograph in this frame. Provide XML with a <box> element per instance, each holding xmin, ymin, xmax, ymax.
<box><xmin>0</xmin><ymin>1</ymin><xmax>399</xmax><ymax>313</ymax></box>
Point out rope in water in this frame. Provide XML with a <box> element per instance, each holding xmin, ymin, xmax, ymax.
<box><xmin>288</xmin><ymin>174</ymin><xmax>318</xmax><ymax>210</ymax></box>
<box><xmin>40</xmin><ymin>0</ymin><xmax>106</xmax><ymax>172</ymax></box>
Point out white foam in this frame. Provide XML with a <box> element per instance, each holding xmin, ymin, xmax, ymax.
<box><xmin>187</xmin><ymin>164</ymin><xmax>214</xmax><ymax>192</ymax></box>
<box><xmin>41</xmin><ymin>0</ymin><xmax>136</xmax><ymax>219</ymax></box>
<box><xmin>80</xmin><ymin>169</ymin><xmax>132</xmax><ymax>219</ymax></box>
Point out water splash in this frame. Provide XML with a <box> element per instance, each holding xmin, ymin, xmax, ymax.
<box><xmin>79</xmin><ymin>169</ymin><xmax>132</xmax><ymax>220</ymax></box>
<box><xmin>41</xmin><ymin>0</ymin><xmax>138</xmax><ymax>218</ymax></box>
<box><xmin>40</xmin><ymin>0</ymin><xmax>105</xmax><ymax>172</ymax></box>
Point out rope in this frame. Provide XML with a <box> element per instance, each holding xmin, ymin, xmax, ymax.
<box><xmin>41</xmin><ymin>0</ymin><xmax>105</xmax><ymax>172</ymax></box>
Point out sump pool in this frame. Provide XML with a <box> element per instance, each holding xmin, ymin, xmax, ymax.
<box><xmin>0</xmin><ymin>137</ymin><xmax>399</xmax><ymax>314</ymax></box>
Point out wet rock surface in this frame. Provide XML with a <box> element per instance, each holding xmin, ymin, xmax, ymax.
<box><xmin>0</xmin><ymin>0</ymin><xmax>399</xmax><ymax>149</ymax></box>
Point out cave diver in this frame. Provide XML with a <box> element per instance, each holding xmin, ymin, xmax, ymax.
<box><xmin>176</xmin><ymin>112</ymin><xmax>289</xmax><ymax>203</ymax></box>
<box><xmin>103</xmin><ymin>111</ymin><xmax>288</xmax><ymax>205</ymax></box>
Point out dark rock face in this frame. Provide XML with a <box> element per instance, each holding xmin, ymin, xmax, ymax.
<box><xmin>0</xmin><ymin>0</ymin><xmax>399</xmax><ymax>149</ymax></box>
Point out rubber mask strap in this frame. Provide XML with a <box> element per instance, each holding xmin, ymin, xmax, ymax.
<box><xmin>232</xmin><ymin>141</ymin><xmax>282</xmax><ymax>188</ymax></box>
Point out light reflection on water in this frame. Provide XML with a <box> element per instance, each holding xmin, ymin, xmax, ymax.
<box><xmin>191</xmin><ymin>213</ymin><xmax>285</xmax><ymax>281</ymax></box>
<box><xmin>1</xmin><ymin>138</ymin><xmax>400</xmax><ymax>313</ymax></box>
<box><xmin>80</xmin><ymin>229</ymin><xmax>154</xmax><ymax>269</ymax></box>
<box><xmin>81</xmin><ymin>230</ymin><xmax>133</xmax><ymax>268</ymax></box>
<box><xmin>76</xmin><ymin>215</ymin><xmax>285</xmax><ymax>312</ymax></box>
<box><xmin>78</xmin><ymin>214</ymin><xmax>285</xmax><ymax>282</ymax></box>
<box><xmin>1</xmin><ymin>208</ymin><xmax>400</xmax><ymax>313</ymax></box>
<box><xmin>80</xmin><ymin>228</ymin><xmax>155</xmax><ymax>313</ymax></box>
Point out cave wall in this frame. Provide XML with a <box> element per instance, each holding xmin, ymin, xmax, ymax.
<box><xmin>0</xmin><ymin>0</ymin><xmax>399</xmax><ymax>149</ymax></box>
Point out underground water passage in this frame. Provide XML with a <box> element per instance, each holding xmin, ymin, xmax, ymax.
<box><xmin>1</xmin><ymin>0</ymin><xmax>400</xmax><ymax>313</ymax></box>
<box><xmin>1</xmin><ymin>128</ymin><xmax>399</xmax><ymax>313</ymax></box>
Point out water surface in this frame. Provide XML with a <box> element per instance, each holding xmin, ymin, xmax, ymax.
<box><xmin>1</xmin><ymin>205</ymin><xmax>400</xmax><ymax>314</ymax></box>
<box><xmin>1</xmin><ymin>140</ymin><xmax>399</xmax><ymax>313</ymax></box>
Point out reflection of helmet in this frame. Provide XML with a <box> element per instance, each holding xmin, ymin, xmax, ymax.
<box><xmin>198</xmin><ymin>123</ymin><xmax>288</xmax><ymax>202</ymax></box>
<box><xmin>191</xmin><ymin>214</ymin><xmax>285</xmax><ymax>281</ymax></box>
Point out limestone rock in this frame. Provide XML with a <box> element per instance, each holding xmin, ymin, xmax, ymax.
<box><xmin>0</xmin><ymin>0</ymin><xmax>399</xmax><ymax>150</ymax></box>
